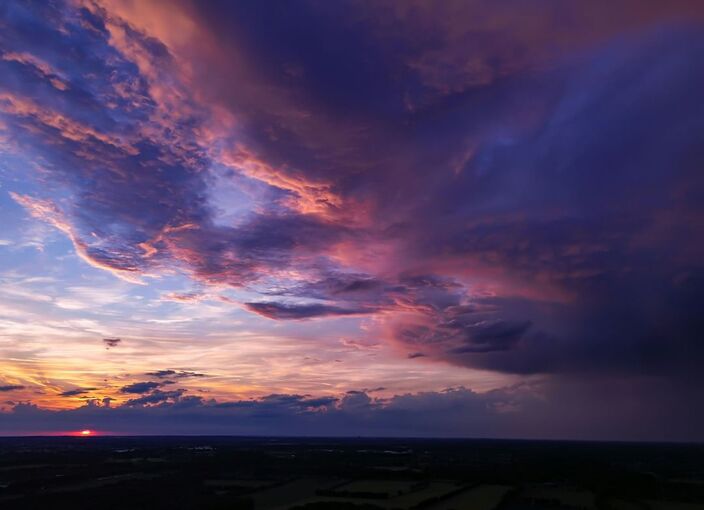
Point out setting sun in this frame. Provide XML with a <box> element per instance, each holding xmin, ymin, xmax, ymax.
<box><xmin>80</xmin><ymin>429</ymin><xmax>93</xmax><ymax>436</ymax></box>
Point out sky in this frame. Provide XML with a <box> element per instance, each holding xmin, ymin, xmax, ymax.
<box><xmin>0</xmin><ymin>0</ymin><xmax>703</xmax><ymax>440</ymax></box>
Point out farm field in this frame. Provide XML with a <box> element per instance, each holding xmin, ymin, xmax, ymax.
<box><xmin>274</xmin><ymin>480</ymin><xmax>463</xmax><ymax>509</ymax></box>
<box><xmin>522</xmin><ymin>485</ymin><xmax>595</xmax><ymax>509</ymax></box>
<box><xmin>254</xmin><ymin>478</ymin><xmax>343</xmax><ymax>510</ymax></box>
<box><xmin>331</xmin><ymin>479</ymin><xmax>419</xmax><ymax>496</ymax></box>
<box><xmin>204</xmin><ymin>479</ymin><xmax>275</xmax><ymax>489</ymax></box>
<box><xmin>428</xmin><ymin>484</ymin><xmax>512</xmax><ymax>510</ymax></box>
<box><xmin>646</xmin><ymin>501</ymin><xmax>704</xmax><ymax>510</ymax></box>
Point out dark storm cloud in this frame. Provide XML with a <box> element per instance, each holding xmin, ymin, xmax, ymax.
<box><xmin>446</xmin><ymin>320</ymin><xmax>532</xmax><ymax>355</ymax></box>
<box><xmin>223</xmin><ymin>25</ymin><xmax>704</xmax><ymax>380</ymax></box>
<box><xmin>381</xmin><ymin>31</ymin><xmax>704</xmax><ymax>377</ymax></box>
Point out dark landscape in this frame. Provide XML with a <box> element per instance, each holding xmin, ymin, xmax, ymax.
<box><xmin>0</xmin><ymin>437</ymin><xmax>702</xmax><ymax>510</ymax></box>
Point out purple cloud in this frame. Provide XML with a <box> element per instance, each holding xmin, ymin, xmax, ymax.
<box><xmin>123</xmin><ymin>389</ymin><xmax>187</xmax><ymax>407</ymax></box>
<box><xmin>244</xmin><ymin>301</ymin><xmax>372</xmax><ymax>320</ymax></box>
<box><xmin>0</xmin><ymin>385</ymin><xmax>25</xmax><ymax>392</ymax></box>
<box><xmin>119</xmin><ymin>382</ymin><xmax>162</xmax><ymax>394</ymax></box>
<box><xmin>59</xmin><ymin>388</ymin><xmax>97</xmax><ymax>397</ymax></box>
<box><xmin>145</xmin><ymin>370</ymin><xmax>206</xmax><ymax>379</ymax></box>
<box><xmin>1</xmin><ymin>380</ymin><xmax>702</xmax><ymax>441</ymax></box>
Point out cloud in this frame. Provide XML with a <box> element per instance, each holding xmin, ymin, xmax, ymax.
<box><xmin>59</xmin><ymin>388</ymin><xmax>97</xmax><ymax>397</ymax></box>
<box><xmin>341</xmin><ymin>338</ymin><xmax>380</xmax><ymax>351</ymax></box>
<box><xmin>119</xmin><ymin>381</ymin><xmax>162</xmax><ymax>394</ymax></box>
<box><xmin>2</xmin><ymin>380</ymin><xmax>703</xmax><ymax>441</ymax></box>
<box><xmin>0</xmin><ymin>385</ymin><xmax>25</xmax><ymax>392</ymax></box>
<box><xmin>123</xmin><ymin>389</ymin><xmax>186</xmax><ymax>407</ymax></box>
<box><xmin>103</xmin><ymin>337</ymin><xmax>122</xmax><ymax>349</ymax></box>
<box><xmin>145</xmin><ymin>370</ymin><xmax>176</xmax><ymax>378</ymax></box>
<box><xmin>244</xmin><ymin>301</ymin><xmax>371</xmax><ymax>320</ymax></box>
<box><xmin>160</xmin><ymin>291</ymin><xmax>204</xmax><ymax>303</ymax></box>
<box><xmin>9</xmin><ymin>193</ymin><xmax>146</xmax><ymax>284</ymax></box>
<box><xmin>145</xmin><ymin>370</ymin><xmax>206</xmax><ymax>379</ymax></box>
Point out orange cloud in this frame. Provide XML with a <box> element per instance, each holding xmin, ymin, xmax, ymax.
<box><xmin>0</xmin><ymin>92</ymin><xmax>138</xmax><ymax>156</ymax></box>
<box><xmin>1</xmin><ymin>51</ymin><xmax>69</xmax><ymax>90</ymax></box>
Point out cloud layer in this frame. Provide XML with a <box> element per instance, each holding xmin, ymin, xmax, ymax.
<box><xmin>2</xmin><ymin>379</ymin><xmax>702</xmax><ymax>441</ymax></box>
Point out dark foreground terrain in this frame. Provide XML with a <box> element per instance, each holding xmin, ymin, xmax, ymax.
<box><xmin>0</xmin><ymin>437</ymin><xmax>702</xmax><ymax>510</ymax></box>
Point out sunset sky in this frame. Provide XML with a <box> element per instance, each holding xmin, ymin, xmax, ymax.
<box><xmin>1</xmin><ymin>0</ymin><xmax>704</xmax><ymax>439</ymax></box>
